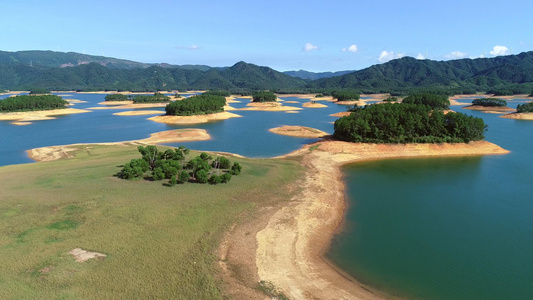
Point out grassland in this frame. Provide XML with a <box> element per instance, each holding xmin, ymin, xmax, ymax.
<box><xmin>0</xmin><ymin>144</ymin><xmax>303</xmax><ymax>299</ymax></box>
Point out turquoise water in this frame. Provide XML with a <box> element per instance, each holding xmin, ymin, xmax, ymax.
<box><xmin>327</xmin><ymin>102</ymin><xmax>533</xmax><ymax>299</ymax></box>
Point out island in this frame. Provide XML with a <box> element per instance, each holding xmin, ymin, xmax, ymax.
<box><xmin>500</xmin><ymin>101</ymin><xmax>533</xmax><ymax>120</ymax></box>
<box><xmin>462</xmin><ymin>98</ymin><xmax>515</xmax><ymax>113</ymax></box>
<box><xmin>269</xmin><ymin>125</ymin><xmax>329</xmax><ymax>138</ymax></box>
<box><xmin>0</xmin><ymin>94</ymin><xmax>90</xmax><ymax>125</ymax></box>
<box><xmin>149</xmin><ymin>92</ymin><xmax>241</xmax><ymax>124</ymax></box>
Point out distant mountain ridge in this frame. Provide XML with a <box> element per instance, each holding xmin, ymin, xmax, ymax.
<box><xmin>283</xmin><ymin>69</ymin><xmax>354</xmax><ymax>80</ymax></box>
<box><xmin>0</xmin><ymin>50</ymin><xmax>532</xmax><ymax>93</ymax></box>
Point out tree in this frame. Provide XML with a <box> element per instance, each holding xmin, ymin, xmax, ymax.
<box><xmin>231</xmin><ymin>162</ymin><xmax>242</xmax><ymax>175</ymax></box>
<box><xmin>196</xmin><ymin>169</ymin><xmax>208</xmax><ymax>183</ymax></box>
<box><xmin>178</xmin><ymin>170</ymin><xmax>190</xmax><ymax>183</ymax></box>
<box><xmin>120</xmin><ymin>158</ymin><xmax>149</xmax><ymax>179</ymax></box>
<box><xmin>208</xmin><ymin>174</ymin><xmax>221</xmax><ymax>185</ymax></box>
<box><xmin>220</xmin><ymin>173</ymin><xmax>232</xmax><ymax>183</ymax></box>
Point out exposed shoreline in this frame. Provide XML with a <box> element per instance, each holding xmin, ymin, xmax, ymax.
<box><xmin>251</xmin><ymin>140</ymin><xmax>509</xmax><ymax>300</ymax></box>
<box><xmin>0</xmin><ymin>108</ymin><xmax>91</xmax><ymax>125</ymax></box>
<box><xmin>27</xmin><ymin>129</ymin><xmax>211</xmax><ymax>162</ymax></box>
<box><xmin>269</xmin><ymin>125</ymin><xmax>329</xmax><ymax>138</ymax></box>
<box><xmin>500</xmin><ymin>112</ymin><xmax>533</xmax><ymax>120</ymax></box>
<box><xmin>148</xmin><ymin>111</ymin><xmax>241</xmax><ymax>124</ymax></box>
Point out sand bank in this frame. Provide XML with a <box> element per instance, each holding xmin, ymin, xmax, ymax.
<box><xmin>241</xmin><ymin>102</ymin><xmax>302</xmax><ymax>111</ymax></box>
<box><xmin>500</xmin><ymin>112</ymin><xmax>533</xmax><ymax>120</ymax></box>
<box><xmin>113</xmin><ymin>110</ymin><xmax>164</xmax><ymax>116</ymax></box>
<box><xmin>65</xmin><ymin>99</ymin><xmax>87</xmax><ymax>103</ymax></box>
<box><xmin>148</xmin><ymin>111</ymin><xmax>241</xmax><ymax>124</ymax></box>
<box><xmin>302</xmin><ymin>102</ymin><xmax>328</xmax><ymax>108</ymax></box>
<box><xmin>98</xmin><ymin>100</ymin><xmax>134</xmax><ymax>105</ymax></box>
<box><xmin>89</xmin><ymin>103</ymin><xmax>168</xmax><ymax>110</ymax></box>
<box><xmin>251</xmin><ymin>140</ymin><xmax>509</xmax><ymax>300</ymax></box>
<box><xmin>330</xmin><ymin>111</ymin><xmax>352</xmax><ymax>117</ymax></box>
<box><xmin>0</xmin><ymin>108</ymin><xmax>91</xmax><ymax>124</ymax></box>
<box><xmin>462</xmin><ymin>105</ymin><xmax>515</xmax><ymax>113</ymax></box>
<box><xmin>27</xmin><ymin>129</ymin><xmax>211</xmax><ymax>162</ymax></box>
<box><xmin>269</xmin><ymin>126</ymin><xmax>329</xmax><ymax>138</ymax></box>
<box><xmin>336</xmin><ymin>100</ymin><xmax>367</xmax><ymax>106</ymax></box>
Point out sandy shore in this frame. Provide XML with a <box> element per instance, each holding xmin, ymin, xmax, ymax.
<box><xmin>148</xmin><ymin>111</ymin><xmax>241</xmax><ymax>124</ymax></box>
<box><xmin>240</xmin><ymin>101</ymin><xmax>302</xmax><ymax>111</ymax></box>
<box><xmin>91</xmin><ymin>102</ymin><xmax>168</xmax><ymax>110</ymax></box>
<box><xmin>269</xmin><ymin>126</ymin><xmax>329</xmax><ymax>138</ymax></box>
<box><xmin>113</xmin><ymin>110</ymin><xmax>164</xmax><ymax>116</ymax></box>
<box><xmin>249</xmin><ymin>140</ymin><xmax>509</xmax><ymax>300</ymax></box>
<box><xmin>302</xmin><ymin>102</ymin><xmax>328</xmax><ymax>108</ymax></box>
<box><xmin>27</xmin><ymin>129</ymin><xmax>211</xmax><ymax>162</ymax></box>
<box><xmin>0</xmin><ymin>108</ymin><xmax>91</xmax><ymax>124</ymax></box>
<box><xmin>336</xmin><ymin>100</ymin><xmax>367</xmax><ymax>106</ymax></box>
<box><xmin>330</xmin><ymin>111</ymin><xmax>352</xmax><ymax>117</ymax></box>
<box><xmin>500</xmin><ymin>112</ymin><xmax>533</xmax><ymax>120</ymax></box>
<box><xmin>462</xmin><ymin>105</ymin><xmax>515</xmax><ymax>113</ymax></box>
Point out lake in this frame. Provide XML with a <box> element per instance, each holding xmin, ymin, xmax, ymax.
<box><xmin>327</xmin><ymin>102</ymin><xmax>533</xmax><ymax>299</ymax></box>
<box><xmin>1</xmin><ymin>93</ymin><xmax>532</xmax><ymax>299</ymax></box>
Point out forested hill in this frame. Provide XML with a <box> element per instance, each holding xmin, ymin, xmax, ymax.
<box><xmin>308</xmin><ymin>51</ymin><xmax>533</xmax><ymax>94</ymax></box>
<box><xmin>0</xmin><ymin>60</ymin><xmax>306</xmax><ymax>92</ymax></box>
<box><xmin>283</xmin><ymin>69</ymin><xmax>354</xmax><ymax>80</ymax></box>
<box><xmin>1</xmin><ymin>50</ymin><xmax>533</xmax><ymax>93</ymax></box>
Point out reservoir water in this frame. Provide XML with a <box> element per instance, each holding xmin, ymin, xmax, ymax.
<box><xmin>327</xmin><ymin>104</ymin><xmax>533</xmax><ymax>299</ymax></box>
<box><xmin>1</xmin><ymin>93</ymin><xmax>532</xmax><ymax>299</ymax></box>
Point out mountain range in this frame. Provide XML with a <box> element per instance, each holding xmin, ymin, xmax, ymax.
<box><xmin>0</xmin><ymin>50</ymin><xmax>532</xmax><ymax>94</ymax></box>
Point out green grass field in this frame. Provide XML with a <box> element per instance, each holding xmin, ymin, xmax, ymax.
<box><xmin>0</xmin><ymin>144</ymin><xmax>303</xmax><ymax>299</ymax></box>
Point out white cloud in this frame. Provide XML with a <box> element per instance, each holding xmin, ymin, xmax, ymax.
<box><xmin>445</xmin><ymin>51</ymin><xmax>467</xmax><ymax>59</ymax></box>
<box><xmin>341</xmin><ymin>44</ymin><xmax>358</xmax><ymax>53</ymax></box>
<box><xmin>175</xmin><ymin>45</ymin><xmax>201</xmax><ymax>51</ymax></box>
<box><xmin>416</xmin><ymin>53</ymin><xmax>426</xmax><ymax>60</ymax></box>
<box><xmin>303</xmin><ymin>42</ymin><xmax>318</xmax><ymax>52</ymax></box>
<box><xmin>490</xmin><ymin>45</ymin><xmax>509</xmax><ymax>56</ymax></box>
<box><xmin>378</xmin><ymin>51</ymin><xmax>405</xmax><ymax>62</ymax></box>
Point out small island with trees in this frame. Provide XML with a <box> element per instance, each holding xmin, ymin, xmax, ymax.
<box><xmin>334</xmin><ymin>93</ymin><xmax>487</xmax><ymax>143</ymax></box>
<box><xmin>252</xmin><ymin>91</ymin><xmax>277</xmax><ymax>102</ymax></box>
<box><xmin>120</xmin><ymin>145</ymin><xmax>241</xmax><ymax>186</ymax></box>
<box><xmin>501</xmin><ymin>101</ymin><xmax>533</xmax><ymax>120</ymax></box>
<box><xmin>463</xmin><ymin>98</ymin><xmax>515</xmax><ymax>113</ymax></box>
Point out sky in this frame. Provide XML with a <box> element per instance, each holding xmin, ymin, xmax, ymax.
<box><xmin>1</xmin><ymin>0</ymin><xmax>532</xmax><ymax>72</ymax></box>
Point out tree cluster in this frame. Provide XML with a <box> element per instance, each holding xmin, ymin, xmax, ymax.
<box><xmin>165</xmin><ymin>94</ymin><xmax>226</xmax><ymax>116</ymax></box>
<box><xmin>383</xmin><ymin>96</ymin><xmax>398</xmax><ymax>102</ymax></box>
<box><xmin>472</xmin><ymin>98</ymin><xmax>507</xmax><ymax>107</ymax></box>
<box><xmin>203</xmin><ymin>90</ymin><xmax>231</xmax><ymax>97</ymax></box>
<box><xmin>252</xmin><ymin>91</ymin><xmax>277</xmax><ymax>102</ymax></box>
<box><xmin>402</xmin><ymin>93</ymin><xmax>450</xmax><ymax>109</ymax></box>
<box><xmin>119</xmin><ymin>146</ymin><xmax>242</xmax><ymax>186</ymax></box>
<box><xmin>132</xmin><ymin>92</ymin><xmax>170</xmax><ymax>103</ymax></box>
<box><xmin>333</xmin><ymin>102</ymin><xmax>486</xmax><ymax>143</ymax></box>
<box><xmin>332</xmin><ymin>90</ymin><xmax>360</xmax><ymax>101</ymax></box>
<box><xmin>0</xmin><ymin>94</ymin><xmax>68</xmax><ymax>112</ymax></box>
<box><xmin>29</xmin><ymin>88</ymin><xmax>51</xmax><ymax>95</ymax></box>
<box><xmin>517</xmin><ymin>102</ymin><xmax>533</xmax><ymax>113</ymax></box>
<box><xmin>105</xmin><ymin>93</ymin><xmax>129</xmax><ymax>101</ymax></box>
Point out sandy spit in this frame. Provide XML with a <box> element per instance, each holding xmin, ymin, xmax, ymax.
<box><xmin>269</xmin><ymin>126</ymin><xmax>329</xmax><ymax>138</ymax></box>
<box><xmin>240</xmin><ymin>102</ymin><xmax>302</xmax><ymax>111</ymax></box>
<box><xmin>113</xmin><ymin>110</ymin><xmax>164</xmax><ymax>116</ymax></box>
<box><xmin>148</xmin><ymin>111</ymin><xmax>241</xmax><ymax>124</ymax></box>
<box><xmin>254</xmin><ymin>140</ymin><xmax>509</xmax><ymax>300</ymax></box>
<box><xmin>0</xmin><ymin>108</ymin><xmax>91</xmax><ymax>123</ymax></box>
<box><xmin>462</xmin><ymin>105</ymin><xmax>516</xmax><ymax>113</ymax></box>
<box><xmin>27</xmin><ymin>129</ymin><xmax>211</xmax><ymax>162</ymax></box>
<box><xmin>302</xmin><ymin>102</ymin><xmax>328</xmax><ymax>108</ymax></box>
<box><xmin>330</xmin><ymin>111</ymin><xmax>352</xmax><ymax>117</ymax></box>
<box><xmin>500</xmin><ymin>112</ymin><xmax>533</xmax><ymax>120</ymax></box>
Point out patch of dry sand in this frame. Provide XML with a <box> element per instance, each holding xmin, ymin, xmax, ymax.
<box><xmin>148</xmin><ymin>111</ymin><xmax>241</xmax><ymax>124</ymax></box>
<box><xmin>330</xmin><ymin>111</ymin><xmax>352</xmax><ymax>117</ymax></box>
<box><xmin>113</xmin><ymin>110</ymin><xmax>163</xmax><ymax>116</ymax></box>
<box><xmin>69</xmin><ymin>248</ymin><xmax>106</xmax><ymax>263</ymax></box>
<box><xmin>500</xmin><ymin>112</ymin><xmax>533</xmax><ymax>120</ymax></box>
<box><xmin>0</xmin><ymin>108</ymin><xmax>91</xmax><ymax>123</ymax></box>
<box><xmin>302</xmin><ymin>102</ymin><xmax>328</xmax><ymax>108</ymax></box>
<box><xmin>269</xmin><ymin>126</ymin><xmax>329</xmax><ymax>138</ymax></box>
<box><xmin>462</xmin><ymin>105</ymin><xmax>515</xmax><ymax>113</ymax></box>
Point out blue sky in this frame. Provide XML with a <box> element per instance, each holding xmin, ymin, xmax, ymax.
<box><xmin>1</xmin><ymin>0</ymin><xmax>532</xmax><ymax>72</ymax></box>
